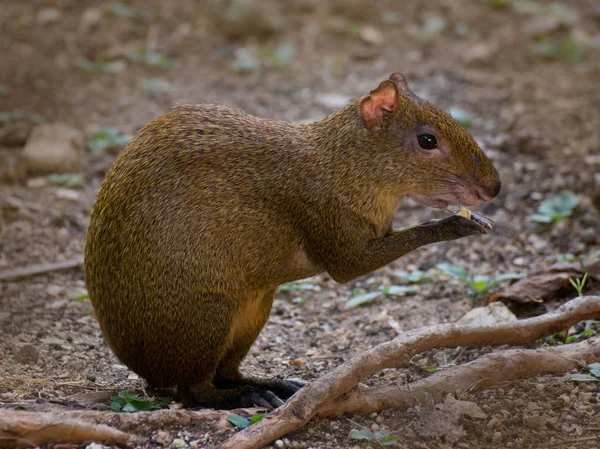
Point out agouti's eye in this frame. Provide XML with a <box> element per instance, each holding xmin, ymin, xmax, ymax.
<box><xmin>417</xmin><ymin>134</ymin><xmax>438</xmax><ymax>150</ymax></box>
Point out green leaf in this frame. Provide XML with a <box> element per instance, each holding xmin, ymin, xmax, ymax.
<box><xmin>422</xmin><ymin>366</ymin><xmax>438</xmax><ymax>372</ymax></box>
<box><xmin>375</xmin><ymin>430</ymin><xmax>400</xmax><ymax>445</ymax></box>
<box><xmin>494</xmin><ymin>272</ymin><xmax>526</xmax><ymax>282</ymax></box>
<box><xmin>74</xmin><ymin>293</ymin><xmax>89</xmax><ymax>302</ymax></box>
<box><xmin>270</xmin><ymin>43</ymin><xmax>295</xmax><ymax>68</ymax></box>
<box><xmin>529</xmin><ymin>213</ymin><xmax>554</xmax><ymax>223</ymax></box>
<box><xmin>470</xmin><ymin>275</ymin><xmax>491</xmax><ymax>292</ymax></box>
<box><xmin>531</xmin><ymin>38</ymin><xmax>586</xmax><ymax>63</ymax></box>
<box><xmin>88</xmin><ymin>127</ymin><xmax>132</xmax><ymax>153</ymax></box>
<box><xmin>226</xmin><ymin>414</ymin><xmax>251</xmax><ymax>428</ymax></box>
<box><xmin>104</xmin><ymin>3</ymin><xmax>152</xmax><ymax>20</ymax></box>
<box><xmin>394</xmin><ymin>269</ymin><xmax>428</xmax><ymax>283</ymax></box>
<box><xmin>447</xmin><ymin>107</ymin><xmax>474</xmax><ymax>128</ymax></box>
<box><xmin>383</xmin><ymin>285</ymin><xmax>418</xmax><ymax>297</ymax></box>
<box><xmin>75</xmin><ymin>58</ymin><xmax>127</xmax><ymax>73</ymax></box>
<box><xmin>47</xmin><ymin>173</ymin><xmax>85</xmax><ymax>188</ymax></box>
<box><xmin>588</xmin><ymin>363</ymin><xmax>600</xmax><ymax>378</ymax></box>
<box><xmin>345</xmin><ymin>291</ymin><xmax>382</xmax><ymax>308</ymax></box>
<box><xmin>437</xmin><ymin>263</ymin><xmax>469</xmax><ymax>281</ymax></box>
<box><xmin>570</xmin><ymin>373</ymin><xmax>600</xmax><ymax>382</ymax></box>
<box><xmin>556</xmin><ymin>253</ymin><xmax>576</xmax><ymax>263</ymax></box>
<box><xmin>250</xmin><ymin>413</ymin><xmax>265</xmax><ymax>424</ymax></box>
<box><xmin>279</xmin><ymin>283</ymin><xmax>315</xmax><ymax>292</ymax></box>
<box><xmin>349</xmin><ymin>430</ymin><xmax>374</xmax><ymax>441</ymax></box>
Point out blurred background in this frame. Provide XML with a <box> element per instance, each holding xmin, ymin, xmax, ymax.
<box><xmin>1</xmin><ymin>1</ymin><xmax>600</xmax><ymax>446</ymax></box>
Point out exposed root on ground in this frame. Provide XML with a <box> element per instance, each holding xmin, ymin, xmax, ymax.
<box><xmin>217</xmin><ymin>296</ymin><xmax>600</xmax><ymax>449</ymax></box>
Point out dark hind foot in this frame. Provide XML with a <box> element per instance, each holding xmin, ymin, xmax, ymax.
<box><xmin>214</xmin><ymin>377</ymin><xmax>305</xmax><ymax>401</ymax></box>
<box><xmin>178</xmin><ymin>381</ymin><xmax>302</xmax><ymax>410</ymax></box>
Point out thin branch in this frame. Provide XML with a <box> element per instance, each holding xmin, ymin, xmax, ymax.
<box><xmin>0</xmin><ymin>257</ymin><xmax>83</xmax><ymax>281</ymax></box>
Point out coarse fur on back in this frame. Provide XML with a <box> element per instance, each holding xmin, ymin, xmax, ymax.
<box><xmin>84</xmin><ymin>72</ymin><xmax>500</xmax><ymax>408</ymax></box>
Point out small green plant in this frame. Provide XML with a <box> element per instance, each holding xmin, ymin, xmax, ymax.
<box><xmin>88</xmin><ymin>127</ymin><xmax>132</xmax><ymax>153</ymax></box>
<box><xmin>345</xmin><ymin>285</ymin><xmax>417</xmax><ymax>308</ymax></box>
<box><xmin>555</xmin><ymin>253</ymin><xmax>576</xmax><ymax>263</ymax></box>
<box><xmin>350</xmin><ymin>429</ymin><xmax>399</xmax><ymax>446</ymax></box>
<box><xmin>75</xmin><ymin>58</ymin><xmax>127</xmax><ymax>74</ymax></box>
<box><xmin>111</xmin><ymin>390</ymin><xmax>171</xmax><ymax>412</ymax></box>
<box><xmin>484</xmin><ymin>0</ymin><xmax>509</xmax><ymax>8</ymax></box>
<box><xmin>393</xmin><ymin>269</ymin><xmax>430</xmax><ymax>283</ymax></box>
<box><xmin>436</xmin><ymin>263</ymin><xmax>524</xmax><ymax>296</ymax></box>
<box><xmin>226</xmin><ymin>413</ymin><xmax>265</xmax><ymax>429</ymax></box>
<box><xmin>447</xmin><ymin>107</ymin><xmax>475</xmax><ymax>128</ymax></box>
<box><xmin>529</xmin><ymin>190</ymin><xmax>578</xmax><ymax>224</ymax></box>
<box><xmin>570</xmin><ymin>363</ymin><xmax>600</xmax><ymax>382</ymax></box>
<box><xmin>265</xmin><ymin>43</ymin><xmax>295</xmax><ymax>68</ymax></box>
<box><xmin>278</xmin><ymin>282</ymin><xmax>316</xmax><ymax>292</ymax></box>
<box><xmin>74</xmin><ymin>293</ymin><xmax>90</xmax><ymax>302</ymax></box>
<box><xmin>104</xmin><ymin>3</ymin><xmax>152</xmax><ymax>20</ymax></box>
<box><xmin>0</xmin><ymin>109</ymin><xmax>45</xmax><ymax>124</ymax></box>
<box><xmin>569</xmin><ymin>273</ymin><xmax>588</xmax><ymax>296</ymax></box>
<box><xmin>126</xmin><ymin>49</ymin><xmax>174</xmax><ymax>68</ymax></box>
<box><xmin>530</xmin><ymin>37</ymin><xmax>586</xmax><ymax>63</ymax></box>
<box><xmin>47</xmin><ymin>173</ymin><xmax>85</xmax><ymax>188</ymax></box>
<box><xmin>565</xmin><ymin>328</ymin><xmax>594</xmax><ymax>344</ymax></box>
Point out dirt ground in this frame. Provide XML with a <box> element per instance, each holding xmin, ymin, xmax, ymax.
<box><xmin>1</xmin><ymin>0</ymin><xmax>600</xmax><ymax>448</ymax></box>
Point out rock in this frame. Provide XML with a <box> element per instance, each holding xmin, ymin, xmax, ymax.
<box><xmin>79</xmin><ymin>7</ymin><xmax>103</xmax><ymax>32</ymax></box>
<box><xmin>37</xmin><ymin>8</ymin><xmax>62</xmax><ymax>24</ymax></box>
<box><xmin>360</xmin><ymin>26</ymin><xmax>384</xmax><ymax>45</ymax></box>
<box><xmin>370</xmin><ymin>423</ymin><xmax>380</xmax><ymax>432</ymax></box>
<box><xmin>274</xmin><ymin>440</ymin><xmax>284</xmax><ymax>449</ymax></box>
<box><xmin>15</xmin><ymin>344</ymin><xmax>40</xmax><ymax>364</ymax></box>
<box><xmin>208</xmin><ymin>0</ymin><xmax>285</xmax><ymax>39</ymax></box>
<box><xmin>172</xmin><ymin>438</ymin><xmax>187</xmax><ymax>448</ymax></box>
<box><xmin>152</xmin><ymin>430</ymin><xmax>172</xmax><ymax>445</ymax></box>
<box><xmin>55</xmin><ymin>188</ymin><xmax>81</xmax><ymax>201</ymax></box>
<box><xmin>458</xmin><ymin>302</ymin><xmax>517</xmax><ymax>326</ymax></box>
<box><xmin>315</xmin><ymin>94</ymin><xmax>351</xmax><ymax>110</ymax></box>
<box><xmin>24</xmin><ymin>123</ymin><xmax>85</xmax><ymax>174</ymax></box>
<box><xmin>0</xmin><ymin>121</ymin><xmax>34</xmax><ymax>147</ymax></box>
<box><xmin>523</xmin><ymin>413</ymin><xmax>549</xmax><ymax>430</ymax></box>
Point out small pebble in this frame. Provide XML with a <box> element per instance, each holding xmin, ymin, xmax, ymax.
<box><xmin>15</xmin><ymin>344</ymin><xmax>39</xmax><ymax>364</ymax></box>
<box><xmin>369</xmin><ymin>412</ymin><xmax>378</xmax><ymax>419</ymax></box>
<box><xmin>370</xmin><ymin>423</ymin><xmax>380</xmax><ymax>432</ymax></box>
<box><xmin>274</xmin><ymin>440</ymin><xmax>284</xmax><ymax>448</ymax></box>
<box><xmin>153</xmin><ymin>431</ymin><xmax>171</xmax><ymax>445</ymax></box>
<box><xmin>172</xmin><ymin>439</ymin><xmax>187</xmax><ymax>448</ymax></box>
<box><xmin>293</xmin><ymin>358</ymin><xmax>305</xmax><ymax>366</ymax></box>
<box><xmin>492</xmin><ymin>431</ymin><xmax>502</xmax><ymax>442</ymax></box>
<box><xmin>375</xmin><ymin>416</ymin><xmax>384</xmax><ymax>424</ymax></box>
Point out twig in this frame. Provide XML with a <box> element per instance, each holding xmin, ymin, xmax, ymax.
<box><xmin>216</xmin><ymin>296</ymin><xmax>600</xmax><ymax>449</ymax></box>
<box><xmin>543</xmin><ymin>435</ymin><xmax>600</xmax><ymax>448</ymax></box>
<box><xmin>0</xmin><ymin>257</ymin><xmax>83</xmax><ymax>281</ymax></box>
<box><xmin>317</xmin><ymin>336</ymin><xmax>600</xmax><ymax>416</ymax></box>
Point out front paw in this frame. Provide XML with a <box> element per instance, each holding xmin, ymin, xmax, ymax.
<box><xmin>422</xmin><ymin>215</ymin><xmax>488</xmax><ymax>240</ymax></box>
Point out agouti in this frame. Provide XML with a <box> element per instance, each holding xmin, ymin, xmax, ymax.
<box><xmin>84</xmin><ymin>73</ymin><xmax>501</xmax><ymax>409</ymax></box>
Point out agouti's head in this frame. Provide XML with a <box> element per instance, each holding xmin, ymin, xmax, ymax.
<box><xmin>359</xmin><ymin>73</ymin><xmax>501</xmax><ymax>208</ymax></box>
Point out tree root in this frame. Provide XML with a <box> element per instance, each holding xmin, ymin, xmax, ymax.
<box><xmin>0</xmin><ymin>409</ymin><xmax>233</xmax><ymax>448</ymax></box>
<box><xmin>0</xmin><ymin>411</ymin><xmax>136</xmax><ymax>448</ymax></box>
<box><xmin>216</xmin><ymin>295</ymin><xmax>600</xmax><ymax>449</ymax></box>
<box><xmin>318</xmin><ymin>335</ymin><xmax>600</xmax><ymax>416</ymax></box>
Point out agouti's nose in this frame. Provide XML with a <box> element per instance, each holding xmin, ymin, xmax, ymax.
<box><xmin>489</xmin><ymin>180</ymin><xmax>502</xmax><ymax>198</ymax></box>
<box><xmin>475</xmin><ymin>180</ymin><xmax>501</xmax><ymax>201</ymax></box>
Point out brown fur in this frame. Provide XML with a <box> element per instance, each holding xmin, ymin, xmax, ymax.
<box><xmin>84</xmin><ymin>74</ymin><xmax>500</xmax><ymax>408</ymax></box>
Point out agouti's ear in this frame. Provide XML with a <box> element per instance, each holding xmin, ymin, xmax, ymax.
<box><xmin>388</xmin><ymin>72</ymin><xmax>411</xmax><ymax>94</ymax></box>
<box><xmin>359</xmin><ymin>80</ymin><xmax>399</xmax><ymax>130</ymax></box>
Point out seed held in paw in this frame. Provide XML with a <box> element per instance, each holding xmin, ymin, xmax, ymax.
<box><xmin>457</xmin><ymin>207</ymin><xmax>494</xmax><ymax>231</ymax></box>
